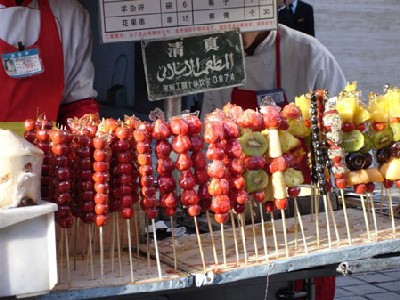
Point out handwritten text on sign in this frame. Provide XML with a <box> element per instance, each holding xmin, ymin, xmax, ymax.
<box><xmin>142</xmin><ymin>30</ymin><xmax>245</xmax><ymax>100</ymax></box>
<box><xmin>99</xmin><ymin>0</ymin><xmax>277</xmax><ymax>42</ymax></box>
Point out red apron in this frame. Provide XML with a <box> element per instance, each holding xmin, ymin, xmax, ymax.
<box><xmin>0</xmin><ymin>0</ymin><xmax>64</xmax><ymax>122</ymax></box>
<box><xmin>231</xmin><ymin>31</ymin><xmax>286</xmax><ymax>110</ymax></box>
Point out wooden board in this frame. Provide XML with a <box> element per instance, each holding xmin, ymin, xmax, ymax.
<box><xmin>45</xmin><ymin>207</ymin><xmax>400</xmax><ymax>299</ymax></box>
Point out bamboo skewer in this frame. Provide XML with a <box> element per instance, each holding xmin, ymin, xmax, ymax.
<box><xmin>84</xmin><ymin>224</ymin><xmax>94</xmax><ymax>280</ymax></box>
<box><xmin>73</xmin><ymin>218</ymin><xmax>79</xmax><ymax>271</ymax></box>
<box><xmin>99</xmin><ymin>226</ymin><xmax>104</xmax><ymax>284</ymax></box>
<box><xmin>315</xmin><ymin>187</ymin><xmax>321</xmax><ymax>248</ymax></box>
<box><xmin>64</xmin><ymin>228</ymin><xmax>71</xmax><ymax>281</ymax></box>
<box><xmin>221</xmin><ymin>223</ymin><xmax>227</xmax><ymax>267</ymax></box>
<box><xmin>110</xmin><ymin>213</ymin><xmax>116</xmax><ymax>273</ymax></box>
<box><xmin>259</xmin><ymin>203</ymin><xmax>269</xmax><ymax>261</ymax></box>
<box><xmin>127</xmin><ymin>220</ymin><xmax>134</xmax><ymax>282</ymax></box>
<box><xmin>115</xmin><ymin>214</ymin><xmax>123</xmax><ymax>277</ymax></box>
<box><xmin>151</xmin><ymin>218</ymin><xmax>163</xmax><ymax>279</ymax></box>
<box><xmin>327</xmin><ymin>193</ymin><xmax>340</xmax><ymax>243</ymax></box>
<box><xmin>293</xmin><ymin>199</ymin><xmax>299</xmax><ymax>250</ymax></box>
<box><xmin>59</xmin><ymin>228</ymin><xmax>64</xmax><ymax>282</ymax></box>
<box><xmin>269</xmin><ymin>212</ymin><xmax>279</xmax><ymax>258</ymax></box>
<box><xmin>230</xmin><ymin>211</ymin><xmax>240</xmax><ymax>265</ymax></box>
<box><xmin>194</xmin><ymin>216</ymin><xmax>207</xmax><ymax>272</ymax></box>
<box><xmin>293</xmin><ymin>197</ymin><xmax>308</xmax><ymax>253</ymax></box>
<box><xmin>387</xmin><ymin>188</ymin><xmax>396</xmax><ymax>234</ymax></box>
<box><xmin>323</xmin><ymin>195</ymin><xmax>332</xmax><ymax>249</ymax></box>
<box><xmin>360</xmin><ymin>194</ymin><xmax>371</xmax><ymax>241</ymax></box>
<box><xmin>146</xmin><ymin>216</ymin><xmax>151</xmax><ymax>274</ymax></box>
<box><xmin>281</xmin><ymin>209</ymin><xmax>289</xmax><ymax>259</ymax></box>
<box><xmin>249</xmin><ymin>203</ymin><xmax>259</xmax><ymax>258</ymax></box>
<box><xmin>206</xmin><ymin>211</ymin><xmax>219</xmax><ymax>265</ymax></box>
<box><xmin>367</xmin><ymin>193</ymin><xmax>379</xmax><ymax>239</ymax></box>
<box><xmin>170</xmin><ymin>216</ymin><xmax>178</xmax><ymax>271</ymax></box>
<box><xmin>134</xmin><ymin>207</ymin><xmax>141</xmax><ymax>267</ymax></box>
<box><xmin>237</xmin><ymin>215</ymin><xmax>247</xmax><ymax>264</ymax></box>
<box><xmin>340</xmin><ymin>189</ymin><xmax>352</xmax><ymax>245</ymax></box>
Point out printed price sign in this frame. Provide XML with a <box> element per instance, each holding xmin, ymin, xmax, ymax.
<box><xmin>142</xmin><ymin>30</ymin><xmax>245</xmax><ymax>100</ymax></box>
<box><xmin>99</xmin><ymin>0</ymin><xmax>277</xmax><ymax>42</ymax></box>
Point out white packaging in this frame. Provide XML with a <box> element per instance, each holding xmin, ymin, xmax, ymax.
<box><xmin>0</xmin><ymin>202</ymin><xmax>58</xmax><ymax>297</ymax></box>
<box><xmin>0</xmin><ymin>129</ymin><xmax>44</xmax><ymax>209</ymax></box>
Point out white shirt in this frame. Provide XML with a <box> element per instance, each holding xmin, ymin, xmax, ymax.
<box><xmin>0</xmin><ymin>0</ymin><xmax>97</xmax><ymax>104</ymax></box>
<box><xmin>201</xmin><ymin>24</ymin><xmax>346</xmax><ymax>119</ymax></box>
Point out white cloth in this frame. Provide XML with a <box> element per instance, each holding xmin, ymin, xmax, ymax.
<box><xmin>0</xmin><ymin>0</ymin><xmax>97</xmax><ymax>104</ymax></box>
<box><xmin>201</xmin><ymin>24</ymin><xmax>346</xmax><ymax>119</ymax></box>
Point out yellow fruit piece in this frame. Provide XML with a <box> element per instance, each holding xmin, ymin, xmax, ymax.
<box><xmin>379</xmin><ymin>158</ymin><xmax>400</xmax><ymax>180</ymax></box>
<box><xmin>385</xmin><ymin>88</ymin><xmax>400</xmax><ymax>118</ymax></box>
<box><xmin>368</xmin><ymin>93</ymin><xmax>389</xmax><ymax>123</ymax></box>
<box><xmin>294</xmin><ymin>94</ymin><xmax>311</xmax><ymax>120</ymax></box>
<box><xmin>345</xmin><ymin>169</ymin><xmax>369</xmax><ymax>186</ymax></box>
<box><xmin>336</xmin><ymin>97</ymin><xmax>357</xmax><ymax>123</ymax></box>
<box><xmin>353</xmin><ymin>105</ymin><xmax>370</xmax><ymax>124</ymax></box>
<box><xmin>278</xmin><ymin>130</ymin><xmax>301</xmax><ymax>153</ymax></box>
<box><xmin>287</xmin><ymin>119</ymin><xmax>310</xmax><ymax>138</ymax></box>
<box><xmin>365</xmin><ymin>168</ymin><xmax>384</xmax><ymax>183</ymax></box>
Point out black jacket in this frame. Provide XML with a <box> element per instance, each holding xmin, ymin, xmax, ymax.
<box><xmin>292</xmin><ymin>1</ymin><xmax>315</xmax><ymax>37</ymax></box>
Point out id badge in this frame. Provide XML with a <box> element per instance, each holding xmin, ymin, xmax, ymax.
<box><xmin>256</xmin><ymin>88</ymin><xmax>287</xmax><ymax>108</ymax></box>
<box><xmin>2</xmin><ymin>48</ymin><xmax>44</xmax><ymax>78</ymax></box>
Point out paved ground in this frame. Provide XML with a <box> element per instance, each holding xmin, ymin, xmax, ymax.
<box><xmin>335</xmin><ymin>268</ymin><xmax>400</xmax><ymax>299</ymax></box>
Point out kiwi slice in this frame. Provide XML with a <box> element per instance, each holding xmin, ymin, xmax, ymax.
<box><xmin>391</xmin><ymin>122</ymin><xmax>400</xmax><ymax>142</ymax></box>
<box><xmin>371</xmin><ymin>126</ymin><xmax>394</xmax><ymax>150</ymax></box>
<box><xmin>341</xmin><ymin>130</ymin><xmax>364</xmax><ymax>153</ymax></box>
<box><xmin>359</xmin><ymin>133</ymin><xmax>373</xmax><ymax>154</ymax></box>
<box><xmin>239</xmin><ymin>131</ymin><xmax>269</xmax><ymax>156</ymax></box>
<box><xmin>244</xmin><ymin>170</ymin><xmax>269</xmax><ymax>193</ymax></box>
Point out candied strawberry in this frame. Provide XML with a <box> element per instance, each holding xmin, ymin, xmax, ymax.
<box><xmin>156</xmin><ymin>158</ymin><xmax>174</xmax><ymax>176</ymax></box>
<box><xmin>287</xmin><ymin>186</ymin><xmax>301</xmax><ymax>197</ymax></box>
<box><xmin>342</xmin><ymin>122</ymin><xmax>355</xmax><ymax>132</ymax></box>
<box><xmin>252</xmin><ymin>190</ymin><xmax>266</xmax><ymax>203</ymax></box>
<box><xmin>229</xmin><ymin>158</ymin><xmax>245</xmax><ymax>174</ymax></box>
<box><xmin>211</xmin><ymin>195</ymin><xmax>230</xmax><ymax>214</ymax></box>
<box><xmin>207</xmin><ymin>160</ymin><xmax>228</xmax><ymax>179</ymax></box>
<box><xmin>157</xmin><ymin>175</ymin><xmax>176</xmax><ymax>194</ymax></box>
<box><xmin>175</xmin><ymin>153</ymin><xmax>192</xmax><ymax>171</ymax></box>
<box><xmin>225</xmin><ymin>138</ymin><xmax>243</xmax><ymax>158</ymax></box>
<box><xmin>186</xmin><ymin>115</ymin><xmax>202</xmax><ymax>135</ymax></box>
<box><xmin>194</xmin><ymin>169</ymin><xmax>209</xmax><ymax>185</ymax></box>
<box><xmin>152</xmin><ymin>119</ymin><xmax>171</xmax><ymax>140</ymax></box>
<box><xmin>170</xmin><ymin>117</ymin><xmax>188</xmax><ymax>136</ymax></box>
<box><xmin>267</xmin><ymin>156</ymin><xmax>286</xmax><ymax>173</ymax></box>
<box><xmin>155</xmin><ymin>140</ymin><xmax>172</xmax><ymax>158</ymax></box>
<box><xmin>181</xmin><ymin>189</ymin><xmax>199</xmax><ymax>206</ymax></box>
<box><xmin>190</xmin><ymin>135</ymin><xmax>205</xmax><ymax>151</ymax></box>
<box><xmin>204</xmin><ymin>121</ymin><xmax>224</xmax><ymax>144</ymax></box>
<box><xmin>172</xmin><ymin>135</ymin><xmax>191</xmax><ymax>154</ymax></box>
<box><xmin>274</xmin><ymin>198</ymin><xmax>288</xmax><ymax>210</ymax></box>
<box><xmin>353</xmin><ymin>184</ymin><xmax>366</xmax><ymax>195</ymax></box>
<box><xmin>237</xmin><ymin>109</ymin><xmax>264</xmax><ymax>131</ymax></box>
<box><xmin>245</xmin><ymin>156</ymin><xmax>266</xmax><ymax>170</ymax></box>
<box><xmin>214</xmin><ymin>212</ymin><xmax>229</xmax><ymax>224</ymax></box>
<box><xmin>187</xmin><ymin>204</ymin><xmax>201</xmax><ymax>217</ymax></box>
<box><xmin>261</xmin><ymin>105</ymin><xmax>281</xmax><ymax>129</ymax></box>
<box><xmin>281</xmin><ymin>103</ymin><xmax>302</xmax><ymax>120</ymax></box>
<box><xmin>179</xmin><ymin>169</ymin><xmax>197</xmax><ymax>190</ymax></box>
<box><xmin>206</xmin><ymin>141</ymin><xmax>226</xmax><ymax>160</ymax></box>
<box><xmin>223</xmin><ymin>120</ymin><xmax>240</xmax><ymax>138</ymax></box>
<box><xmin>264</xmin><ymin>201</ymin><xmax>275</xmax><ymax>212</ymax></box>
<box><xmin>229</xmin><ymin>175</ymin><xmax>245</xmax><ymax>190</ymax></box>
<box><xmin>191</xmin><ymin>151</ymin><xmax>207</xmax><ymax>170</ymax></box>
<box><xmin>198</xmin><ymin>183</ymin><xmax>212</xmax><ymax>201</ymax></box>
<box><xmin>208</xmin><ymin>178</ymin><xmax>229</xmax><ymax>196</ymax></box>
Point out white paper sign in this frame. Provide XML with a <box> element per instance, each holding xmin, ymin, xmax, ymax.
<box><xmin>98</xmin><ymin>0</ymin><xmax>277</xmax><ymax>43</ymax></box>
